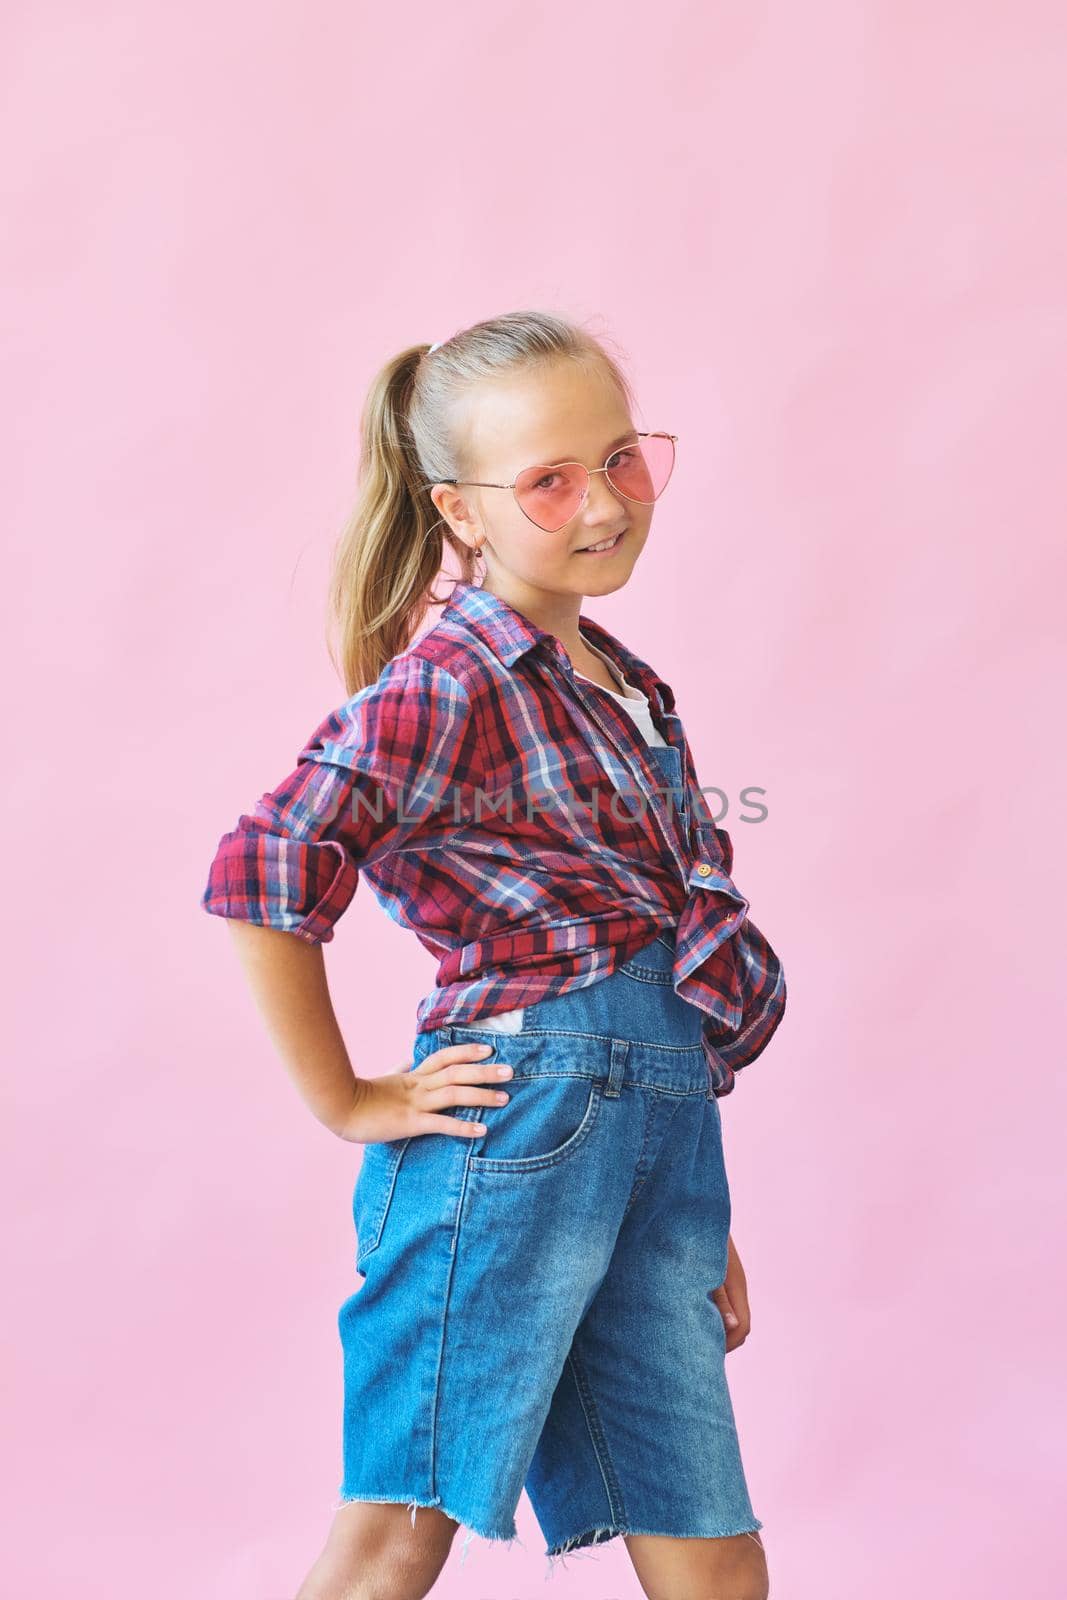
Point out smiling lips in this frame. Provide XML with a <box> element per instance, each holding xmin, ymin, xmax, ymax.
<box><xmin>578</xmin><ymin>529</ymin><xmax>626</xmax><ymax>555</ymax></box>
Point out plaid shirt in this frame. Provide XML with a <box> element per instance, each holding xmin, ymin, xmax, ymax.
<box><xmin>201</xmin><ymin>580</ymin><xmax>786</xmax><ymax>1095</ymax></box>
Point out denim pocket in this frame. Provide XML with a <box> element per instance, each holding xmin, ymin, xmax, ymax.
<box><xmin>353</xmin><ymin>1137</ymin><xmax>411</xmax><ymax>1265</ymax></box>
<box><xmin>466</xmin><ymin>1071</ymin><xmax>603</xmax><ymax>1174</ymax></box>
<box><xmin>618</xmin><ymin>936</ymin><xmax>676</xmax><ymax>982</ymax></box>
<box><xmin>411</xmin><ymin>1026</ymin><xmax>446</xmax><ymax>1067</ymax></box>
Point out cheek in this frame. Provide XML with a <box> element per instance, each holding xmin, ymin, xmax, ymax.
<box><xmin>489</xmin><ymin>513</ymin><xmax>565</xmax><ymax>578</ymax></box>
<box><xmin>630</xmin><ymin>503</ymin><xmax>654</xmax><ymax>537</ymax></box>
<box><xmin>620</xmin><ymin>512</ymin><xmax>654</xmax><ymax>565</ymax></box>
<box><xmin>486</xmin><ymin>501</ymin><xmax>653</xmax><ymax>582</ymax></box>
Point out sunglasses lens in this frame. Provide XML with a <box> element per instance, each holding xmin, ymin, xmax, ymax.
<box><xmin>513</xmin><ymin>462</ymin><xmax>588</xmax><ymax>532</ymax></box>
<box><xmin>512</xmin><ymin>436</ymin><xmax>677</xmax><ymax>530</ymax></box>
<box><xmin>606</xmin><ymin>434</ymin><xmax>676</xmax><ymax>503</ymax></box>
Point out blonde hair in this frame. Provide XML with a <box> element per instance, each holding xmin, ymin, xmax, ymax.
<box><xmin>326</xmin><ymin>308</ymin><xmax>637</xmax><ymax>694</ymax></box>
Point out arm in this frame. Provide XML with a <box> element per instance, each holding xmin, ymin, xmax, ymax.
<box><xmin>224</xmin><ymin>918</ymin><xmax>509</xmax><ymax>1143</ymax></box>
<box><xmin>203</xmin><ymin>658</ymin><xmax>503</xmax><ymax>1142</ymax></box>
<box><xmin>224</xmin><ymin>920</ymin><xmax>360</xmax><ymax>1135</ymax></box>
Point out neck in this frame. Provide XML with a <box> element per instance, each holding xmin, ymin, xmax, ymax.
<box><xmin>479</xmin><ymin>574</ymin><xmax>587</xmax><ymax>658</ymax></box>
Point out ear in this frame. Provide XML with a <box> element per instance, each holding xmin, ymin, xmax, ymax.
<box><xmin>430</xmin><ymin>482</ymin><xmax>482</xmax><ymax>545</ymax></box>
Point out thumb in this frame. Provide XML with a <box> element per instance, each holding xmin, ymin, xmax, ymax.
<box><xmin>709</xmin><ymin>1284</ymin><xmax>739</xmax><ymax>1328</ymax></box>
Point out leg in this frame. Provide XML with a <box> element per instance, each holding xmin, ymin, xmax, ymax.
<box><xmin>339</xmin><ymin>1032</ymin><xmax>636</xmax><ymax>1559</ymax></box>
<box><xmin>625</xmin><ymin>1527</ymin><xmax>770</xmax><ymax>1600</ymax></box>
<box><xmin>294</xmin><ymin>1500</ymin><xmax>460</xmax><ymax>1600</ymax></box>
<box><xmin>527</xmin><ymin>1080</ymin><xmax>765</xmax><ymax>1568</ymax></box>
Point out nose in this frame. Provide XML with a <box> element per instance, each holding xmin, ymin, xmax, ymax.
<box><xmin>579</xmin><ymin>468</ymin><xmax>626</xmax><ymax>527</ymax></box>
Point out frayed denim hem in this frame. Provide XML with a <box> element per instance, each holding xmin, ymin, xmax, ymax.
<box><xmin>331</xmin><ymin>1491</ymin><xmax>529</xmax><ymax>1569</ymax></box>
<box><xmin>543</xmin><ymin>1516</ymin><xmax>765</xmax><ymax>1580</ymax></box>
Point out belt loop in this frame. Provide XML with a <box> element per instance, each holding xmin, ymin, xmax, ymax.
<box><xmin>604</xmin><ymin>1037</ymin><xmax>629</xmax><ymax>1099</ymax></box>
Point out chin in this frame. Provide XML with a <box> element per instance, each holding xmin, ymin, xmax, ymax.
<box><xmin>581</xmin><ymin>569</ymin><xmax>636</xmax><ymax>600</ymax></box>
<box><xmin>581</xmin><ymin>540</ymin><xmax>646</xmax><ymax>596</ymax></box>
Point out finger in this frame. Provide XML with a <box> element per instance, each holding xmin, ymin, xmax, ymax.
<box><xmin>725</xmin><ymin>1272</ymin><xmax>750</xmax><ymax>1325</ymax></box>
<box><xmin>414</xmin><ymin>1112</ymin><xmax>489</xmax><ymax>1138</ymax></box>
<box><xmin>710</xmin><ymin>1285</ymin><xmax>740</xmax><ymax>1328</ymax></box>
<box><xmin>416</xmin><ymin>1049</ymin><xmax>514</xmax><ymax>1088</ymax></box>
<box><xmin>417</xmin><ymin>1084</ymin><xmax>511</xmax><ymax>1112</ymax></box>
<box><xmin>410</xmin><ymin>1042</ymin><xmax>497</xmax><ymax>1075</ymax></box>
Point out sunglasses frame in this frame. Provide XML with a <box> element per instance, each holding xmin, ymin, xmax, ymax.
<box><xmin>434</xmin><ymin>431</ymin><xmax>679</xmax><ymax>533</ymax></box>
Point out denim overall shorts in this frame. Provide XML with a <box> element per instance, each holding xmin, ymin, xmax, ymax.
<box><xmin>335</xmin><ymin>741</ymin><xmax>764</xmax><ymax>1570</ymax></box>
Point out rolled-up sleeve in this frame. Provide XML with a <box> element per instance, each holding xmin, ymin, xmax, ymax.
<box><xmin>200</xmin><ymin>655</ymin><xmax>475</xmax><ymax>944</ymax></box>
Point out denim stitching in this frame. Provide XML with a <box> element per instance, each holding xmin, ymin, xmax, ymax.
<box><xmin>467</xmin><ymin>1080</ymin><xmax>604</xmax><ymax>1174</ymax></box>
<box><xmin>454</xmin><ymin>1022</ymin><xmax>703</xmax><ymax>1054</ymax></box>
<box><xmin>616</xmin><ymin>961</ymin><xmax>675</xmax><ymax>983</ymax></box>
<box><xmin>622</xmin><ymin>1091</ymin><xmax>688</xmax><ymax>1220</ymax></box>
<box><xmin>561</xmin><ymin>1342</ymin><xmax>627</xmax><ymax>1524</ymax></box>
<box><xmin>354</xmin><ymin>1139</ymin><xmax>412</xmax><ymax>1266</ymax></box>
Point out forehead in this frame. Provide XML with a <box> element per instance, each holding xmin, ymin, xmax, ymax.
<box><xmin>462</xmin><ymin>358</ymin><xmax>635</xmax><ymax>474</ymax></box>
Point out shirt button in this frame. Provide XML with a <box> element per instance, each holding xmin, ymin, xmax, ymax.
<box><xmin>696</xmin><ymin>862</ymin><xmax>713</xmax><ymax>877</ymax></box>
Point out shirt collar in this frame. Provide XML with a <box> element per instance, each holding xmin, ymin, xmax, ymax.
<box><xmin>440</xmin><ymin>579</ymin><xmax>677</xmax><ymax>716</ymax></box>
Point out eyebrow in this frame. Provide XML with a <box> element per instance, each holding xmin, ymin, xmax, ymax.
<box><xmin>536</xmin><ymin>429</ymin><xmax>640</xmax><ymax>468</ymax></box>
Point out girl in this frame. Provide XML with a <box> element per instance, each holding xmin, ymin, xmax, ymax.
<box><xmin>202</xmin><ymin>310</ymin><xmax>786</xmax><ymax>1600</ymax></box>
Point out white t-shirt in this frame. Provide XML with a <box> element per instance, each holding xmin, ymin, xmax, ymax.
<box><xmin>478</xmin><ymin>633</ymin><xmax>666</xmax><ymax>1033</ymax></box>
<box><xmin>573</xmin><ymin>635</ymin><xmax>668</xmax><ymax>749</ymax></box>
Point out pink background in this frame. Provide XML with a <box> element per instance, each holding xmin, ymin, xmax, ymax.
<box><xmin>4</xmin><ymin>3</ymin><xmax>1065</xmax><ymax>1596</ymax></box>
